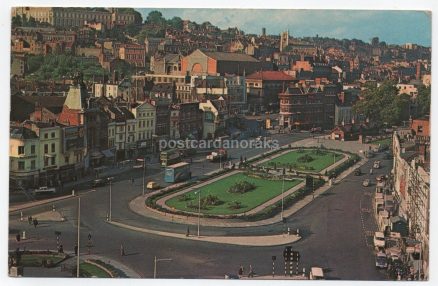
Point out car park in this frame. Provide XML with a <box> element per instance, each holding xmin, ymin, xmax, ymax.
<box><xmin>375</xmin><ymin>252</ymin><xmax>388</xmax><ymax>269</ymax></box>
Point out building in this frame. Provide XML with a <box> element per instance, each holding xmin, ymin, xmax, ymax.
<box><xmin>178</xmin><ymin>102</ymin><xmax>203</xmax><ymax>139</ymax></box>
<box><xmin>12</xmin><ymin>7</ymin><xmax>136</xmax><ymax>30</ymax></box>
<box><xmin>199</xmin><ymin>99</ymin><xmax>228</xmax><ymax>139</ymax></box>
<box><xmin>246</xmin><ymin>71</ymin><xmax>294</xmax><ymax>113</ymax></box>
<box><xmin>396</xmin><ymin>84</ymin><xmax>418</xmax><ymax>98</ymax></box>
<box><xmin>279</xmin><ymin>86</ymin><xmax>333</xmax><ymax>130</ymax></box>
<box><xmin>119</xmin><ymin>44</ymin><xmax>146</xmax><ymax>68</ymax></box>
<box><xmin>181</xmin><ymin>49</ymin><xmax>264</xmax><ymax>76</ymax></box>
<box><xmin>132</xmin><ymin>101</ymin><xmax>156</xmax><ymax>155</ymax></box>
<box><xmin>9</xmin><ymin>126</ymin><xmax>40</xmax><ymax>189</ymax></box>
<box><xmin>392</xmin><ymin>124</ymin><xmax>430</xmax><ymax>279</ymax></box>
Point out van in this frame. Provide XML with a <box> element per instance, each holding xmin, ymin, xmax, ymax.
<box><xmin>309</xmin><ymin>267</ymin><xmax>324</xmax><ymax>280</ymax></box>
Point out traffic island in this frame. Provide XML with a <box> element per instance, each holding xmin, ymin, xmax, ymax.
<box><xmin>107</xmin><ymin>220</ymin><xmax>301</xmax><ymax>247</ymax></box>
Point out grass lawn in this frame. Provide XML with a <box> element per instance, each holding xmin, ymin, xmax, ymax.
<box><xmin>166</xmin><ymin>173</ymin><xmax>302</xmax><ymax>215</ymax></box>
<box><xmin>261</xmin><ymin>149</ymin><xmax>344</xmax><ymax>172</ymax></box>
<box><xmin>20</xmin><ymin>254</ymin><xmax>64</xmax><ymax>267</ymax></box>
<box><xmin>80</xmin><ymin>262</ymin><xmax>111</xmax><ymax>278</ymax></box>
<box><xmin>371</xmin><ymin>138</ymin><xmax>392</xmax><ymax>146</ymax></box>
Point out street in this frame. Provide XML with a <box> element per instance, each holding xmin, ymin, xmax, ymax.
<box><xmin>9</xmin><ymin>134</ymin><xmax>388</xmax><ymax>279</ymax></box>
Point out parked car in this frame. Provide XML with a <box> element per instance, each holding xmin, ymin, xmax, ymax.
<box><xmin>224</xmin><ymin>273</ymin><xmax>240</xmax><ymax>279</ymax></box>
<box><xmin>362</xmin><ymin>179</ymin><xmax>370</xmax><ymax>187</ymax></box>
<box><xmin>92</xmin><ymin>178</ymin><xmax>108</xmax><ymax>188</ymax></box>
<box><xmin>309</xmin><ymin>267</ymin><xmax>324</xmax><ymax>280</ymax></box>
<box><xmin>375</xmin><ymin>252</ymin><xmax>388</xmax><ymax>269</ymax></box>
<box><xmin>373</xmin><ymin>231</ymin><xmax>386</xmax><ymax>248</ymax></box>
<box><xmin>373</xmin><ymin>160</ymin><xmax>381</xmax><ymax>169</ymax></box>
<box><xmin>376</xmin><ymin>175</ymin><xmax>386</xmax><ymax>182</ymax></box>
<box><xmin>33</xmin><ymin>186</ymin><xmax>56</xmax><ymax>195</ymax></box>
<box><xmin>146</xmin><ymin>181</ymin><xmax>160</xmax><ymax>190</ymax></box>
<box><xmin>354</xmin><ymin>168</ymin><xmax>362</xmax><ymax>176</ymax></box>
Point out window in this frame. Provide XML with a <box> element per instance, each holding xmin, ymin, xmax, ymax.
<box><xmin>18</xmin><ymin>146</ymin><xmax>25</xmax><ymax>155</ymax></box>
<box><xmin>44</xmin><ymin>144</ymin><xmax>48</xmax><ymax>154</ymax></box>
<box><xmin>31</xmin><ymin>145</ymin><xmax>35</xmax><ymax>154</ymax></box>
<box><xmin>418</xmin><ymin>125</ymin><xmax>423</xmax><ymax>133</ymax></box>
<box><xmin>51</xmin><ymin>143</ymin><xmax>55</xmax><ymax>152</ymax></box>
<box><xmin>65</xmin><ymin>156</ymin><xmax>69</xmax><ymax>164</ymax></box>
<box><xmin>18</xmin><ymin>161</ymin><xmax>25</xmax><ymax>170</ymax></box>
<box><xmin>31</xmin><ymin>160</ymin><xmax>36</xmax><ymax>170</ymax></box>
<box><xmin>51</xmin><ymin>157</ymin><xmax>56</xmax><ymax>165</ymax></box>
<box><xmin>119</xmin><ymin>134</ymin><xmax>123</xmax><ymax>140</ymax></box>
<box><xmin>44</xmin><ymin>133</ymin><xmax>48</xmax><ymax>139</ymax></box>
<box><xmin>51</xmin><ymin>132</ymin><xmax>55</xmax><ymax>138</ymax></box>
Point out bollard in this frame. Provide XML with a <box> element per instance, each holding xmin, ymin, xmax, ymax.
<box><xmin>52</xmin><ymin>204</ymin><xmax>56</xmax><ymax>212</ymax></box>
<box><xmin>296</xmin><ymin>229</ymin><xmax>300</xmax><ymax>237</ymax></box>
<box><xmin>22</xmin><ymin>231</ymin><xmax>26</xmax><ymax>240</ymax></box>
<box><xmin>20</xmin><ymin>212</ymin><xmax>23</xmax><ymax>221</ymax></box>
<box><xmin>302</xmin><ymin>267</ymin><xmax>306</xmax><ymax>277</ymax></box>
<box><xmin>287</xmin><ymin>227</ymin><xmax>290</xmax><ymax>236</ymax></box>
<box><xmin>106</xmin><ymin>213</ymin><xmax>109</xmax><ymax>221</ymax></box>
<box><xmin>72</xmin><ymin>190</ymin><xmax>75</xmax><ymax>196</ymax></box>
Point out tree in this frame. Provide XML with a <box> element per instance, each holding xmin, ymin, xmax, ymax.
<box><xmin>12</xmin><ymin>15</ymin><xmax>22</xmax><ymax>27</ymax></box>
<box><xmin>146</xmin><ymin>10</ymin><xmax>165</xmax><ymax>25</ymax></box>
<box><xmin>416</xmin><ymin>85</ymin><xmax>431</xmax><ymax>117</ymax></box>
<box><xmin>167</xmin><ymin>16</ymin><xmax>183</xmax><ymax>30</ymax></box>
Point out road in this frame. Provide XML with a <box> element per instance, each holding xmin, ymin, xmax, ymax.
<box><xmin>9</xmin><ymin>134</ymin><xmax>389</xmax><ymax>280</ymax></box>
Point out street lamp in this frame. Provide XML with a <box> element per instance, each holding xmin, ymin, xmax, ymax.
<box><xmin>76</xmin><ymin>197</ymin><xmax>81</xmax><ymax>278</ymax></box>
<box><xmin>153</xmin><ymin>256</ymin><xmax>172</xmax><ymax>279</ymax></box>
<box><xmin>194</xmin><ymin>190</ymin><xmax>201</xmax><ymax>237</ymax></box>
<box><xmin>135</xmin><ymin>157</ymin><xmax>147</xmax><ymax>196</ymax></box>
<box><xmin>281</xmin><ymin>175</ymin><xmax>285</xmax><ymax>221</ymax></box>
<box><xmin>108</xmin><ymin>177</ymin><xmax>114</xmax><ymax>222</ymax></box>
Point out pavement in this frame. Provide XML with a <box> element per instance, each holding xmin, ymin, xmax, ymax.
<box><xmin>108</xmin><ymin>220</ymin><xmax>301</xmax><ymax>247</ymax></box>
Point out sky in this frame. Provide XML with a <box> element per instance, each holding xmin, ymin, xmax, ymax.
<box><xmin>137</xmin><ymin>9</ymin><xmax>431</xmax><ymax>46</ymax></box>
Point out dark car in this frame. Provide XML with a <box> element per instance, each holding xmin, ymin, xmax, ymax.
<box><xmin>375</xmin><ymin>253</ymin><xmax>388</xmax><ymax>269</ymax></box>
<box><xmin>92</xmin><ymin>178</ymin><xmax>108</xmax><ymax>188</ymax></box>
<box><xmin>354</xmin><ymin>168</ymin><xmax>362</xmax><ymax>176</ymax></box>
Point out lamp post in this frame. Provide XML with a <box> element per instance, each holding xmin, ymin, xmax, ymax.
<box><xmin>281</xmin><ymin>175</ymin><xmax>286</xmax><ymax>221</ymax></box>
<box><xmin>76</xmin><ymin>197</ymin><xmax>80</xmax><ymax>278</ymax></box>
<box><xmin>108</xmin><ymin>177</ymin><xmax>113</xmax><ymax>222</ymax></box>
<box><xmin>142</xmin><ymin>158</ymin><xmax>146</xmax><ymax>196</ymax></box>
<box><xmin>153</xmin><ymin>256</ymin><xmax>172</xmax><ymax>279</ymax></box>
<box><xmin>194</xmin><ymin>190</ymin><xmax>201</xmax><ymax>237</ymax></box>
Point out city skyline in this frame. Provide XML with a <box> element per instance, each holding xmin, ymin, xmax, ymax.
<box><xmin>137</xmin><ymin>9</ymin><xmax>431</xmax><ymax>46</ymax></box>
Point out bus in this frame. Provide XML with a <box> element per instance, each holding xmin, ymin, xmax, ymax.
<box><xmin>164</xmin><ymin>162</ymin><xmax>191</xmax><ymax>183</ymax></box>
<box><xmin>160</xmin><ymin>149</ymin><xmax>181</xmax><ymax>167</ymax></box>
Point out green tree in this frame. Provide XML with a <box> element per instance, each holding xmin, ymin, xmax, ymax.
<box><xmin>416</xmin><ymin>85</ymin><xmax>431</xmax><ymax>117</ymax></box>
<box><xmin>167</xmin><ymin>16</ymin><xmax>183</xmax><ymax>30</ymax></box>
<box><xmin>12</xmin><ymin>15</ymin><xmax>22</xmax><ymax>27</ymax></box>
<box><xmin>146</xmin><ymin>10</ymin><xmax>166</xmax><ymax>25</ymax></box>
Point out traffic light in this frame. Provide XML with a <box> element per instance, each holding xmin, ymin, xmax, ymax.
<box><xmin>74</xmin><ymin>245</ymin><xmax>78</xmax><ymax>256</ymax></box>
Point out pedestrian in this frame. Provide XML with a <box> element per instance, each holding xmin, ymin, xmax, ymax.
<box><xmin>33</xmin><ymin>218</ymin><xmax>38</xmax><ymax>228</ymax></box>
<box><xmin>28</xmin><ymin>216</ymin><xmax>32</xmax><ymax>225</ymax></box>
<box><xmin>370</xmin><ymin>168</ymin><xmax>373</xmax><ymax>175</ymax></box>
<box><xmin>88</xmin><ymin>233</ymin><xmax>92</xmax><ymax>241</ymax></box>
<box><xmin>238</xmin><ymin>265</ymin><xmax>244</xmax><ymax>276</ymax></box>
<box><xmin>186</xmin><ymin>226</ymin><xmax>190</xmax><ymax>237</ymax></box>
<box><xmin>248</xmin><ymin>264</ymin><xmax>254</xmax><ymax>278</ymax></box>
<box><xmin>120</xmin><ymin>244</ymin><xmax>125</xmax><ymax>256</ymax></box>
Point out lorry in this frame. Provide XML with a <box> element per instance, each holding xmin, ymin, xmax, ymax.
<box><xmin>160</xmin><ymin>149</ymin><xmax>181</xmax><ymax>167</ymax></box>
<box><xmin>206</xmin><ymin>148</ymin><xmax>228</xmax><ymax>162</ymax></box>
<box><xmin>164</xmin><ymin>162</ymin><xmax>191</xmax><ymax>183</ymax></box>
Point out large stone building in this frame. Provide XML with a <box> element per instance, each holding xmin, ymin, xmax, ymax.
<box><xmin>279</xmin><ymin>86</ymin><xmax>330</xmax><ymax>130</ymax></box>
<box><xmin>12</xmin><ymin>7</ymin><xmax>136</xmax><ymax>30</ymax></box>
<box><xmin>245</xmin><ymin>71</ymin><xmax>294</xmax><ymax>113</ymax></box>
<box><xmin>181</xmin><ymin>49</ymin><xmax>266</xmax><ymax>76</ymax></box>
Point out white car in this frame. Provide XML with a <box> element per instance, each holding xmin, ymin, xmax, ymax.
<box><xmin>362</xmin><ymin>179</ymin><xmax>370</xmax><ymax>187</ymax></box>
<box><xmin>373</xmin><ymin>160</ymin><xmax>381</xmax><ymax>169</ymax></box>
<box><xmin>373</xmin><ymin>231</ymin><xmax>386</xmax><ymax>248</ymax></box>
<box><xmin>309</xmin><ymin>267</ymin><xmax>324</xmax><ymax>280</ymax></box>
